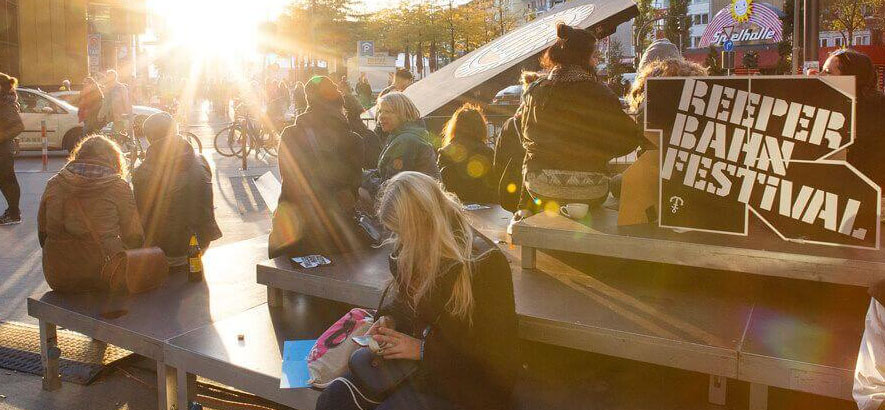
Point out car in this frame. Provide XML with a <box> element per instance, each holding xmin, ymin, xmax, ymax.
<box><xmin>491</xmin><ymin>84</ymin><xmax>523</xmax><ymax>106</ymax></box>
<box><xmin>50</xmin><ymin>90</ymin><xmax>162</xmax><ymax>138</ymax></box>
<box><xmin>17</xmin><ymin>88</ymin><xmax>84</xmax><ymax>152</ymax></box>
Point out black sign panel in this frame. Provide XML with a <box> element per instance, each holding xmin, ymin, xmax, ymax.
<box><xmin>647</xmin><ymin>76</ymin><xmax>880</xmax><ymax>249</ymax></box>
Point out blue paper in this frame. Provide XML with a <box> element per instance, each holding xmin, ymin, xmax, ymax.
<box><xmin>280</xmin><ymin>360</ymin><xmax>311</xmax><ymax>389</ymax></box>
<box><xmin>283</xmin><ymin>340</ymin><xmax>316</xmax><ymax>361</ymax></box>
<box><xmin>280</xmin><ymin>340</ymin><xmax>317</xmax><ymax>389</ymax></box>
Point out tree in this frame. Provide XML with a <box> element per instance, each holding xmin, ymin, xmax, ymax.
<box><xmin>822</xmin><ymin>0</ymin><xmax>884</xmax><ymax>46</ymax></box>
<box><xmin>605</xmin><ymin>38</ymin><xmax>629</xmax><ymax>96</ymax></box>
<box><xmin>704</xmin><ymin>45</ymin><xmax>724</xmax><ymax>75</ymax></box>
<box><xmin>664</xmin><ymin>0</ymin><xmax>691</xmax><ymax>51</ymax></box>
<box><xmin>742</xmin><ymin>50</ymin><xmax>759</xmax><ymax>69</ymax></box>
<box><xmin>632</xmin><ymin>0</ymin><xmax>658</xmax><ymax>67</ymax></box>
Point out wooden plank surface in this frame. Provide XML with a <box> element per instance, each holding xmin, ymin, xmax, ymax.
<box><xmin>512</xmin><ymin>208</ymin><xmax>885</xmax><ymax>286</ymax></box>
<box><xmin>165</xmin><ymin>300</ymin><xmax>353</xmax><ymax>410</ymax></box>
<box><xmin>27</xmin><ymin>236</ymin><xmax>271</xmax><ymax>355</ymax></box>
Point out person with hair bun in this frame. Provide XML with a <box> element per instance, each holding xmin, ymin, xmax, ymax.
<box><xmin>0</xmin><ymin>72</ymin><xmax>23</xmax><ymax>226</ymax></box>
<box><xmin>38</xmin><ymin>135</ymin><xmax>144</xmax><ymax>292</ymax></box>
<box><xmin>517</xmin><ymin>23</ymin><xmax>641</xmax><ymax>216</ymax></box>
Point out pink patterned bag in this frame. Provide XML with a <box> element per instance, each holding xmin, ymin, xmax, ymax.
<box><xmin>307</xmin><ymin>308</ymin><xmax>374</xmax><ymax>388</ymax></box>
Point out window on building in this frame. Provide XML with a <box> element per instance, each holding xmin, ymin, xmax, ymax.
<box><xmin>835</xmin><ymin>37</ymin><xmax>843</xmax><ymax>47</ymax></box>
<box><xmin>0</xmin><ymin>0</ymin><xmax>19</xmax><ymax>79</ymax></box>
<box><xmin>692</xmin><ymin>14</ymin><xmax>700</xmax><ymax>25</ymax></box>
<box><xmin>701</xmin><ymin>14</ymin><xmax>708</xmax><ymax>24</ymax></box>
<box><xmin>820</xmin><ymin>38</ymin><xmax>828</xmax><ymax>47</ymax></box>
<box><xmin>855</xmin><ymin>36</ymin><xmax>863</xmax><ymax>45</ymax></box>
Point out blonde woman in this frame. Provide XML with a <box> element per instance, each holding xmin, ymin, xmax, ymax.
<box><xmin>375</xmin><ymin>92</ymin><xmax>439</xmax><ymax>181</ymax></box>
<box><xmin>38</xmin><ymin>135</ymin><xmax>144</xmax><ymax>292</ymax></box>
<box><xmin>626</xmin><ymin>58</ymin><xmax>708</xmax><ymax>118</ymax></box>
<box><xmin>317</xmin><ymin>171</ymin><xmax>518</xmax><ymax>410</ymax></box>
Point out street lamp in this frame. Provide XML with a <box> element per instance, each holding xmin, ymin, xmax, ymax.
<box><xmin>633</xmin><ymin>15</ymin><xmax>666</xmax><ymax>68</ymax></box>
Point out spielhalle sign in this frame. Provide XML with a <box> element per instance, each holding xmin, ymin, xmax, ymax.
<box><xmin>646</xmin><ymin>76</ymin><xmax>880</xmax><ymax>249</ymax></box>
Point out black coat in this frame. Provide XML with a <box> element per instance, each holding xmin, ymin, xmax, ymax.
<box><xmin>0</xmin><ymin>93</ymin><xmax>23</xmax><ymax>144</ymax></box>
<box><xmin>438</xmin><ymin>139</ymin><xmax>496</xmax><ymax>204</ymax></box>
<box><xmin>270</xmin><ymin>103</ymin><xmax>365</xmax><ymax>258</ymax></box>
<box><xmin>132</xmin><ymin>136</ymin><xmax>222</xmax><ymax>258</ymax></box>
<box><xmin>520</xmin><ymin>74</ymin><xmax>641</xmax><ymax>174</ymax></box>
<box><xmin>378</xmin><ymin>231</ymin><xmax>518</xmax><ymax>410</ymax></box>
<box><xmin>493</xmin><ymin>116</ymin><xmax>526</xmax><ymax>212</ymax></box>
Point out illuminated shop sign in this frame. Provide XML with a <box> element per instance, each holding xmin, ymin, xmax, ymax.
<box><xmin>699</xmin><ymin>0</ymin><xmax>783</xmax><ymax>48</ymax></box>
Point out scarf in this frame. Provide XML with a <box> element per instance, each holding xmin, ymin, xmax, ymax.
<box><xmin>547</xmin><ymin>65</ymin><xmax>596</xmax><ymax>84</ymax></box>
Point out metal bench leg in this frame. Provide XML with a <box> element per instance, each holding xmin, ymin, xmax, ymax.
<box><xmin>749</xmin><ymin>383</ymin><xmax>768</xmax><ymax>410</ymax></box>
<box><xmin>158</xmin><ymin>364</ymin><xmax>178</xmax><ymax>410</ymax></box>
<box><xmin>39</xmin><ymin>320</ymin><xmax>61</xmax><ymax>391</ymax></box>
<box><xmin>267</xmin><ymin>286</ymin><xmax>284</xmax><ymax>307</ymax></box>
<box><xmin>708</xmin><ymin>374</ymin><xmax>727</xmax><ymax>405</ymax></box>
<box><xmin>177</xmin><ymin>370</ymin><xmax>196</xmax><ymax>410</ymax></box>
<box><xmin>521</xmin><ymin>246</ymin><xmax>536</xmax><ymax>270</ymax></box>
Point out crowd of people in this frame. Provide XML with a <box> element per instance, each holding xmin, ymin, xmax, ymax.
<box><xmin>0</xmin><ymin>18</ymin><xmax>884</xmax><ymax>410</ymax></box>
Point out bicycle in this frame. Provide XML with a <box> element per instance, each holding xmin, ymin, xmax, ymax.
<box><xmin>103</xmin><ymin>117</ymin><xmax>203</xmax><ymax>168</ymax></box>
<box><xmin>213</xmin><ymin>105</ymin><xmax>279</xmax><ymax>161</ymax></box>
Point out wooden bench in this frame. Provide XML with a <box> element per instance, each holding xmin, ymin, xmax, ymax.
<box><xmin>27</xmin><ymin>236</ymin><xmax>272</xmax><ymax>410</ymax></box>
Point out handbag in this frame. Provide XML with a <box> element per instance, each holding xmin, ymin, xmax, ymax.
<box><xmin>73</xmin><ymin>199</ymin><xmax>168</xmax><ymax>294</ymax></box>
<box><xmin>306</xmin><ymin>308</ymin><xmax>374</xmax><ymax>388</ymax></box>
<box><xmin>347</xmin><ymin>285</ymin><xmax>426</xmax><ymax>400</ymax></box>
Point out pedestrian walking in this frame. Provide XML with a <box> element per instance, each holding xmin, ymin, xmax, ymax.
<box><xmin>38</xmin><ymin>136</ymin><xmax>144</xmax><ymax>292</ymax></box>
<box><xmin>132</xmin><ymin>113</ymin><xmax>222</xmax><ymax>269</ymax></box>
<box><xmin>99</xmin><ymin>70</ymin><xmax>132</xmax><ymax>135</ymax></box>
<box><xmin>378</xmin><ymin>68</ymin><xmax>414</xmax><ymax>98</ymax></box>
<box><xmin>517</xmin><ymin>23</ymin><xmax>641</xmax><ymax>216</ymax></box>
<box><xmin>355</xmin><ymin>73</ymin><xmax>373</xmax><ymax>108</ymax></box>
<box><xmin>78</xmin><ymin>77</ymin><xmax>105</xmax><ymax>136</ymax></box>
<box><xmin>269</xmin><ymin>76</ymin><xmax>364</xmax><ymax>258</ymax></box>
<box><xmin>0</xmin><ymin>72</ymin><xmax>23</xmax><ymax>226</ymax></box>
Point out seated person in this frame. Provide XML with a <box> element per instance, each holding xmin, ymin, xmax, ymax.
<box><xmin>131</xmin><ymin>112</ymin><xmax>221</xmax><ymax>268</ymax></box>
<box><xmin>437</xmin><ymin>103</ymin><xmax>495</xmax><ymax>204</ymax></box>
<box><xmin>269</xmin><ymin>76</ymin><xmax>365</xmax><ymax>258</ymax></box>
<box><xmin>519</xmin><ymin>24</ymin><xmax>641</xmax><ymax>214</ymax></box>
<box><xmin>316</xmin><ymin>171</ymin><xmax>518</xmax><ymax>410</ymax></box>
<box><xmin>38</xmin><ymin>136</ymin><xmax>144</xmax><ymax>292</ymax></box>
<box><xmin>494</xmin><ymin>71</ymin><xmax>539</xmax><ymax>212</ymax></box>
<box><xmin>855</xmin><ymin>283</ymin><xmax>885</xmax><ymax>410</ymax></box>
<box><xmin>363</xmin><ymin>92</ymin><xmax>439</xmax><ymax>198</ymax></box>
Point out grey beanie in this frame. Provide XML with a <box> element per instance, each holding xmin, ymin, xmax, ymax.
<box><xmin>637</xmin><ymin>39</ymin><xmax>682</xmax><ymax>71</ymax></box>
<box><xmin>142</xmin><ymin>112</ymin><xmax>178</xmax><ymax>141</ymax></box>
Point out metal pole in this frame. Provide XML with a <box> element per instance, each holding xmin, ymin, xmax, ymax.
<box><xmin>792</xmin><ymin>0</ymin><xmax>802</xmax><ymax>74</ymax></box>
<box><xmin>803</xmin><ymin>0</ymin><xmax>820</xmax><ymax>72</ymax></box>
<box><xmin>41</xmin><ymin>119</ymin><xmax>47</xmax><ymax>171</ymax></box>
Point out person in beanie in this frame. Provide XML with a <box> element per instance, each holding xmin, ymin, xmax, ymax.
<box><xmin>517</xmin><ymin>23</ymin><xmax>641</xmax><ymax>216</ymax></box>
<box><xmin>636</xmin><ymin>38</ymin><xmax>682</xmax><ymax>72</ymax></box>
<box><xmin>269</xmin><ymin>76</ymin><xmax>365</xmax><ymax>258</ymax></box>
<box><xmin>0</xmin><ymin>72</ymin><xmax>23</xmax><ymax>226</ymax></box>
<box><xmin>131</xmin><ymin>112</ymin><xmax>221</xmax><ymax>268</ymax></box>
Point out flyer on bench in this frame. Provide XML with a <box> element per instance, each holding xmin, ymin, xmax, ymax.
<box><xmin>280</xmin><ymin>340</ymin><xmax>315</xmax><ymax>389</ymax></box>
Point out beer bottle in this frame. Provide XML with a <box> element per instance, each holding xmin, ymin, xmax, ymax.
<box><xmin>188</xmin><ymin>235</ymin><xmax>204</xmax><ymax>282</ymax></box>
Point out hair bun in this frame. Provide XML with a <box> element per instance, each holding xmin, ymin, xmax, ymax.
<box><xmin>556</xmin><ymin>22</ymin><xmax>571</xmax><ymax>40</ymax></box>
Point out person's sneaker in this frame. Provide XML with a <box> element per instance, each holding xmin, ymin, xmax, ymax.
<box><xmin>0</xmin><ymin>212</ymin><xmax>21</xmax><ymax>226</ymax></box>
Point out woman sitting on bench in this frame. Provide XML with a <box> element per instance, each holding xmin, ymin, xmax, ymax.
<box><xmin>317</xmin><ymin>171</ymin><xmax>519</xmax><ymax>410</ymax></box>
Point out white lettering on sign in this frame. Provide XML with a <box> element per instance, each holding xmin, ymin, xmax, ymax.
<box><xmin>711</xmin><ymin>27</ymin><xmax>776</xmax><ymax>45</ymax></box>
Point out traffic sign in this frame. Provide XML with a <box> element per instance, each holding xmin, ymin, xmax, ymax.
<box><xmin>723</xmin><ymin>40</ymin><xmax>734</xmax><ymax>52</ymax></box>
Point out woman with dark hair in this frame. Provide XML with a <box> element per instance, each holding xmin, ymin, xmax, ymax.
<box><xmin>79</xmin><ymin>77</ymin><xmax>105</xmax><ymax>136</ymax></box>
<box><xmin>38</xmin><ymin>135</ymin><xmax>144</xmax><ymax>292</ymax></box>
<box><xmin>517</xmin><ymin>23</ymin><xmax>641</xmax><ymax>215</ymax></box>
<box><xmin>0</xmin><ymin>72</ymin><xmax>23</xmax><ymax>226</ymax></box>
<box><xmin>822</xmin><ymin>49</ymin><xmax>885</xmax><ymax>189</ymax></box>
<box><xmin>437</xmin><ymin>103</ymin><xmax>495</xmax><ymax>204</ymax></box>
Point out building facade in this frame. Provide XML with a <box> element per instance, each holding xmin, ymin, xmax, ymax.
<box><xmin>0</xmin><ymin>0</ymin><xmax>19</xmax><ymax>79</ymax></box>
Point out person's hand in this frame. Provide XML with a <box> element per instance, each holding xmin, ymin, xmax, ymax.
<box><xmin>372</xmin><ymin>326</ymin><xmax>422</xmax><ymax>361</ymax></box>
<box><xmin>367</xmin><ymin>315</ymin><xmax>394</xmax><ymax>336</ymax></box>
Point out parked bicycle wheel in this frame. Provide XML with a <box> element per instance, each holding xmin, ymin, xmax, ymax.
<box><xmin>214</xmin><ymin>125</ymin><xmax>245</xmax><ymax>157</ymax></box>
<box><xmin>259</xmin><ymin>130</ymin><xmax>279</xmax><ymax>157</ymax></box>
<box><xmin>182</xmin><ymin>131</ymin><xmax>203</xmax><ymax>153</ymax></box>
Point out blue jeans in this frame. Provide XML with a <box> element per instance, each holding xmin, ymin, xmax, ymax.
<box><xmin>315</xmin><ymin>375</ymin><xmax>463</xmax><ymax>410</ymax></box>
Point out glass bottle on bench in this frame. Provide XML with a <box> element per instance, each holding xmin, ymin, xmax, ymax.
<box><xmin>188</xmin><ymin>235</ymin><xmax>204</xmax><ymax>282</ymax></box>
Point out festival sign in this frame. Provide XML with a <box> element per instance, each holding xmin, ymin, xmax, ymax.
<box><xmin>699</xmin><ymin>0</ymin><xmax>783</xmax><ymax>48</ymax></box>
<box><xmin>646</xmin><ymin>76</ymin><xmax>880</xmax><ymax>249</ymax></box>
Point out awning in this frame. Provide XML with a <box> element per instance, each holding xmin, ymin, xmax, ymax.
<box><xmin>402</xmin><ymin>0</ymin><xmax>638</xmax><ymax>117</ymax></box>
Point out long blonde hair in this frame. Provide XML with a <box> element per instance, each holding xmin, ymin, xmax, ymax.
<box><xmin>377</xmin><ymin>171</ymin><xmax>477</xmax><ymax>322</ymax></box>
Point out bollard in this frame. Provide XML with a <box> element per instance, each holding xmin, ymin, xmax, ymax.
<box><xmin>41</xmin><ymin>119</ymin><xmax>48</xmax><ymax>171</ymax></box>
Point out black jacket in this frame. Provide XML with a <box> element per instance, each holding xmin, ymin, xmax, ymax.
<box><xmin>0</xmin><ymin>93</ymin><xmax>23</xmax><ymax>144</ymax></box>
<box><xmin>132</xmin><ymin>136</ymin><xmax>222</xmax><ymax>258</ymax></box>
<box><xmin>270</xmin><ymin>102</ymin><xmax>365</xmax><ymax>257</ymax></box>
<box><xmin>520</xmin><ymin>71</ymin><xmax>641</xmax><ymax>174</ymax></box>
<box><xmin>847</xmin><ymin>92</ymin><xmax>885</xmax><ymax>189</ymax></box>
<box><xmin>493</xmin><ymin>116</ymin><xmax>526</xmax><ymax>212</ymax></box>
<box><xmin>438</xmin><ymin>139</ymin><xmax>495</xmax><ymax>204</ymax></box>
<box><xmin>378</xmin><ymin>231</ymin><xmax>518</xmax><ymax>410</ymax></box>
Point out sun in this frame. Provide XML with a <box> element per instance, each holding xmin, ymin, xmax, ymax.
<box><xmin>731</xmin><ymin>0</ymin><xmax>752</xmax><ymax>23</ymax></box>
<box><xmin>147</xmin><ymin>0</ymin><xmax>290</xmax><ymax>58</ymax></box>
